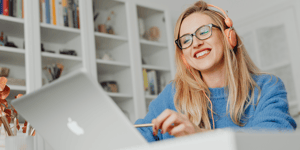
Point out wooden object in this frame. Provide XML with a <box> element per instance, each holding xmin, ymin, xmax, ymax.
<box><xmin>0</xmin><ymin>109</ymin><xmax>13</xmax><ymax>136</ymax></box>
<box><xmin>98</xmin><ymin>24</ymin><xmax>107</xmax><ymax>33</ymax></box>
<box><xmin>0</xmin><ymin>67</ymin><xmax>9</xmax><ymax>77</ymax></box>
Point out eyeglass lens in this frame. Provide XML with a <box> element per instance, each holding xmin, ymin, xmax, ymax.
<box><xmin>179</xmin><ymin>25</ymin><xmax>212</xmax><ymax>49</ymax></box>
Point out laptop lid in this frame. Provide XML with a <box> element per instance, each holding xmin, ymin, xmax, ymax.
<box><xmin>11</xmin><ymin>68</ymin><xmax>148</xmax><ymax>150</ymax></box>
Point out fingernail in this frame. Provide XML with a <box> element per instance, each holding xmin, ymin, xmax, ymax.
<box><xmin>154</xmin><ymin>126</ymin><xmax>157</xmax><ymax>130</ymax></box>
<box><xmin>161</xmin><ymin>130</ymin><xmax>163</xmax><ymax>134</ymax></box>
<box><xmin>153</xmin><ymin>132</ymin><xmax>156</xmax><ymax>136</ymax></box>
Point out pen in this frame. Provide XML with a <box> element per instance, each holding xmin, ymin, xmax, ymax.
<box><xmin>134</xmin><ymin>123</ymin><xmax>154</xmax><ymax>128</ymax></box>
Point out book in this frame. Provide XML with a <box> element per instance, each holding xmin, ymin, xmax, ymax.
<box><xmin>55</xmin><ymin>0</ymin><xmax>59</xmax><ymax>26</ymax></box>
<box><xmin>21</xmin><ymin>0</ymin><xmax>23</xmax><ymax>18</ymax></box>
<box><xmin>77</xmin><ymin>5</ymin><xmax>79</xmax><ymax>28</ymax></box>
<box><xmin>73</xmin><ymin>0</ymin><xmax>77</xmax><ymax>28</ymax></box>
<box><xmin>147</xmin><ymin>70</ymin><xmax>158</xmax><ymax>95</ymax></box>
<box><xmin>156</xmin><ymin>72</ymin><xmax>165</xmax><ymax>94</ymax></box>
<box><xmin>67</xmin><ymin>0</ymin><xmax>73</xmax><ymax>28</ymax></box>
<box><xmin>143</xmin><ymin>69</ymin><xmax>149</xmax><ymax>92</ymax></box>
<box><xmin>51</xmin><ymin>0</ymin><xmax>56</xmax><ymax>25</ymax></box>
<box><xmin>3</xmin><ymin>0</ymin><xmax>8</xmax><ymax>16</ymax></box>
<box><xmin>42</xmin><ymin>0</ymin><xmax>46</xmax><ymax>23</ymax></box>
<box><xmin>39</xmin><ymin>0</ymin><xmax>42</xmax><ymax>22</ymax></box>
<box><xmin>55</xmin><ymin>0</ymin><xmax>63</xmax><ymax>26</ymax></box>
<box><xmin>0</xmin><ymin>0</ymin><xmax>3</xmax><ymax>14</ymax></box>
<box><xmin>45</xmin><ymin>0</ymin><xmax>50</xmax><ymax>24</ymax></box>
<box><xmin>49</xmin><ymin>0</ymin><xmax>53</xmax><ymax>24</ymax></box>
<box><xmin>17</xmin><ymin>0</ymin><xmax>21</xmax><ymax>18</ymax></box>
<box><xmin>13</xmin><ymin>0</ymin><xmax>16</xmax><ymax>17</ymax></box>
<box><xmin>8</xmin><ymin>0</ymin><xmax>12</xmax><ymax>16</ymax></box>
<box><xmin>62</xmin><ymin>0</ymin><xmax>68</xmax><ymax>26</ymax></box>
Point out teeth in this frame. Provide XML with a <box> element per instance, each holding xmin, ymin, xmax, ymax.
<box><xmin>196</xmin><ymin>50</ymin><xmax>210</xmax><ymax>58</ymax></box>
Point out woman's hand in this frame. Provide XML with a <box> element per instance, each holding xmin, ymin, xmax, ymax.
<box><xmin>152</xmin><ymin>109</ymin><xmax>207</xmax><ymax>137</ymax></box>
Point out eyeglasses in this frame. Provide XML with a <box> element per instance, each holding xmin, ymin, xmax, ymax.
<box><xmin>175</xmin><ymin>23</ymin><xmax>221</xmax><ymax>49</ymax></box>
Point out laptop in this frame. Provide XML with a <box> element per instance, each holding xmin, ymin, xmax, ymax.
<box><xmin>119</xmin><ymin>129</ymin><xmax>300</xmax><ymax>150</ymax></box>
<box><xmin>11</xmin><ymin>68</ymin><xmax>148</xmax><ymax>150</ymax></box>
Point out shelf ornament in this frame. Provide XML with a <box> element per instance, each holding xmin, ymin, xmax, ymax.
<box><xmin>105</xmin><ymin>11</ymin><xmax>115</xmax><ymax>34</ymax></box>
<box><xmin>98</xmin><ymin>11</ymin><xmax>116</xmax><ymax>34</ymax></box>
<box><xmin>138</xmin><ymin>18</ymin><xmax>145</xmax><ymax>38</ymax></box>
<box><xmin>143</xmin><ymin>26</ymin><xmax>160</xmax><ymax>41</ymax></box>
<box><xmin>0</xmin><ymin>32</ymin><xmax>4</xmax><ymax>46</ymax></box>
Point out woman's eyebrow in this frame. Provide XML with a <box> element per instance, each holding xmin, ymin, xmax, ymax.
<box><xmin>180</xmin><ymin>33</ymin><xmax>192</xmax><ymax>37</ymax></box>
<box><xmin>179</xmin><ymin>29</ymin><xmax>195</xmax><ymax>37</ymax></box>
<box><xmin>179</xmin><ymin>24</ymin><xmax>206</xmax><ymax>37</ymax></box>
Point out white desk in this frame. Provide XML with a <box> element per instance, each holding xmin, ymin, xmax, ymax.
<box><xmin>120</xmin><ymin>129</ymin><xmax>300</xmax><ymax>150</ymax></box>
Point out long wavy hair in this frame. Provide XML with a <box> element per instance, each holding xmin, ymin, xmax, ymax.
<box><xmin>173</xmin><ymin>0</ymin><xmax>261</xmax><ymax>129</ymax></box>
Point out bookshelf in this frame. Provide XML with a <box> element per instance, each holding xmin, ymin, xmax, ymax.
<box><xmin>39</xmin><ymin>20</ymin><xmax>83</xmax><ymax>83</ymax></box>
<box><xmin>0</xmin><ymin>15</ymin><xmax>24</xmax><ymax>37</ymax></box>
<box><xmin>89</xmin><ymin>0</ymin><xmax>175</xmax><ymax>122</ymax></box>
<box><xmin>37</xmin><ymin>0</ymin><xmax>82</xmax><ymax>86</ymax></box>
<box><xmin>92</xmin><ymin>0</ymin><xmax>137</xmax><ymax>122</ymax></box>
<box><xmin>0</xmin><ymin>8</ymin><xmax>27</xmax><ymax>124</ymax></box>
<box><xmin>136</xmin><ymin>3</ymin><xmax>174</xmax><ymax>115</ymax></box>
<box><xmin>0</xmin><ymin>0</ymin><xmax>175</xmax><ymax>125</ymax></box>
<box><xmin>0</xmin><ymin>0</ymin><xmax>175</xmax><ymax>149</ymax></box>
<box><xmin>0</xmin><ymin>15</ymin><xmax>26</xmax><ymax>92</ymax></box>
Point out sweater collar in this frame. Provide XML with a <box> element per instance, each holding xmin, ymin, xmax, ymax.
<box><xmin>208</xmin><ymin>87</ymin><xmax>227</xmax><ymax>99</ymax></box>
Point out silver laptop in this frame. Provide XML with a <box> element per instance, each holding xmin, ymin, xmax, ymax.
<box><xmin>11</xmin><ymin>68</ymin><xmax>148</xmax><ymax>150</ymax></box>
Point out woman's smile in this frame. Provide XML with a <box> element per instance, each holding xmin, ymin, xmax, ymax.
<box><xmin>194</xmin><ymin>48</ymin><xmax>211</xmax><ymax>59</ymax></box>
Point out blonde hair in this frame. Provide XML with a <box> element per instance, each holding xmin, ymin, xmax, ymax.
<box><xmin>173</xmin><ymin>1</ymin><xmax>261</xmax><ymax>129</ymax></box>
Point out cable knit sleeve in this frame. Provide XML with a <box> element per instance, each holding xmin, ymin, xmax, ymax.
<box><xmin>248</xmin><ymin>75</ymin><xmax>297</xmax><ymax>130</ymax></box>
<box><xmin>134</xmin><ymin>83</ymin><xmax>176</xmax><ymax>142</ymax></box>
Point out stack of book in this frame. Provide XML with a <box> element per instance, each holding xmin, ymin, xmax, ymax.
<box><xmin>39</xmin><ymin>0</ymin><xmax>80</xmax><ymax>28</ymax></box>
<box><xmin>143</xmin><ymin>69</ymin><xmax>166</xmax><ymax>96</ymax></box>
<box><xmin>0</xmin><ymin>0</ymin><xmax>24</xmax><ymax>18</ymax></box>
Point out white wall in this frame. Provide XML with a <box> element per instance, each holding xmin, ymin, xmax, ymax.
<box><xmin>129</xmin><ymin>0</ymin><xmax>291</xmax><ymax>32</ymax></box>
<box><xmin>209</xmin><ymin>0</ymin><xmax>290</xmax><ymax>23</ymax></box>
<box><xmin>126</xmin><ymin>0</ymin><xmax>208</xmax><ymax>32</ymax></box>
<box><xmin>141</xmin><ymin>0</ymin><xmax>291</xmax><ymax>28</ymax></box>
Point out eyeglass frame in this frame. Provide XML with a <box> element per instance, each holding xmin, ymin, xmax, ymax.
<box><xmin>175</xmin><ymin>23</ymin><xmax>221</xmax><ymax>50</ymax></box>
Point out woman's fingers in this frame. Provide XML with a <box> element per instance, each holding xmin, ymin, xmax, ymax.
<box><xmin>152</xmin><ymin>119</ymin><xmax>158</xmax><ymax>136</ymax></box>
<box><xmin>154</xmin><ymin>109</ymin><xmax>173</xmax><ymax>129</ymax></box>
<box><xmin>151</xmin><ymin>109</ymin><xmax>202</xmax><ymax>137</ymax></box>
<box><xmin>161</xmin><ymin>113</ymin><xmax>182</xmax><ymax>134</ymax></box>
<box><xmin>169</xmin><ymin>123</ymin><xmax>186</xmax><ymax>137</ymax></box>
<box><xmin>152</xmin><ymin>118</ymin><xmax>156</xmax><ymax>136</ymax></box>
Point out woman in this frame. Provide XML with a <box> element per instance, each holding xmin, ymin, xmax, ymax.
<box><xmin>135</xmin><ymin>0</ymin><xmax>297</xmax><ymax>142</ymax></box>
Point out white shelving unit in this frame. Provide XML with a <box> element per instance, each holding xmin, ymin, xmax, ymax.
<box><xmin>0</xmin><ymin>0</ymin><xmax>175</xmax><ymax>125</ymax></box>
<box><xmin>0</xmin><ymin>14</ymin><xmax>27</xmax><ymax>125</ymax></box>
<box><xmin>135</xmin><ymin>3</ymin><xmax>174</xmax><ymax>114</ymax></box>
<box><xmin>92</xmin><ymin>0</ymin><xmax>136</xmax><ymax>122</ymax></box>
<box><xmin>0</xmin><ymin>16</ymin><xmax>26</xmax><ymax>91</ymax></box>
<box><xmin>39</xmin><ymin>17</ymin><xmax>83</xmax><ymax>84</ymax></box>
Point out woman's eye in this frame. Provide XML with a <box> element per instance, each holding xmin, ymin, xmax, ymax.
<box><xmin>200</xmin><ymin>27</ymin><xmax>210</xmax><ymax>35</ymax></box>
<box><xmin>200</xmin><ymin>30</ymin><xmax>209</xmax><ymax>35</ymax></box>
<box><xmin>183</xmin><ymin>39</ymin><xmax>191</xmax><ymax>44</ymax></box>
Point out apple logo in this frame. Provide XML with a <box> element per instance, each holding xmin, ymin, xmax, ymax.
<box><xmin>67</xmin><ymin>117</ymin><xmax>84</xmax><ymax>135</ymax></box>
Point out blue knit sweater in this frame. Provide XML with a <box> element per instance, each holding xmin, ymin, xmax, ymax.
<box><xmin>135</xmin><ymin>74</ymin><xmax>297</xmax><ymax>142</ymax></box>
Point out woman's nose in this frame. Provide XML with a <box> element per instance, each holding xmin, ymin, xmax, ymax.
<box><xmin>192</xmin><ymin>36</ymin><xmax>204</xmax><ymax>48</ymax></box>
